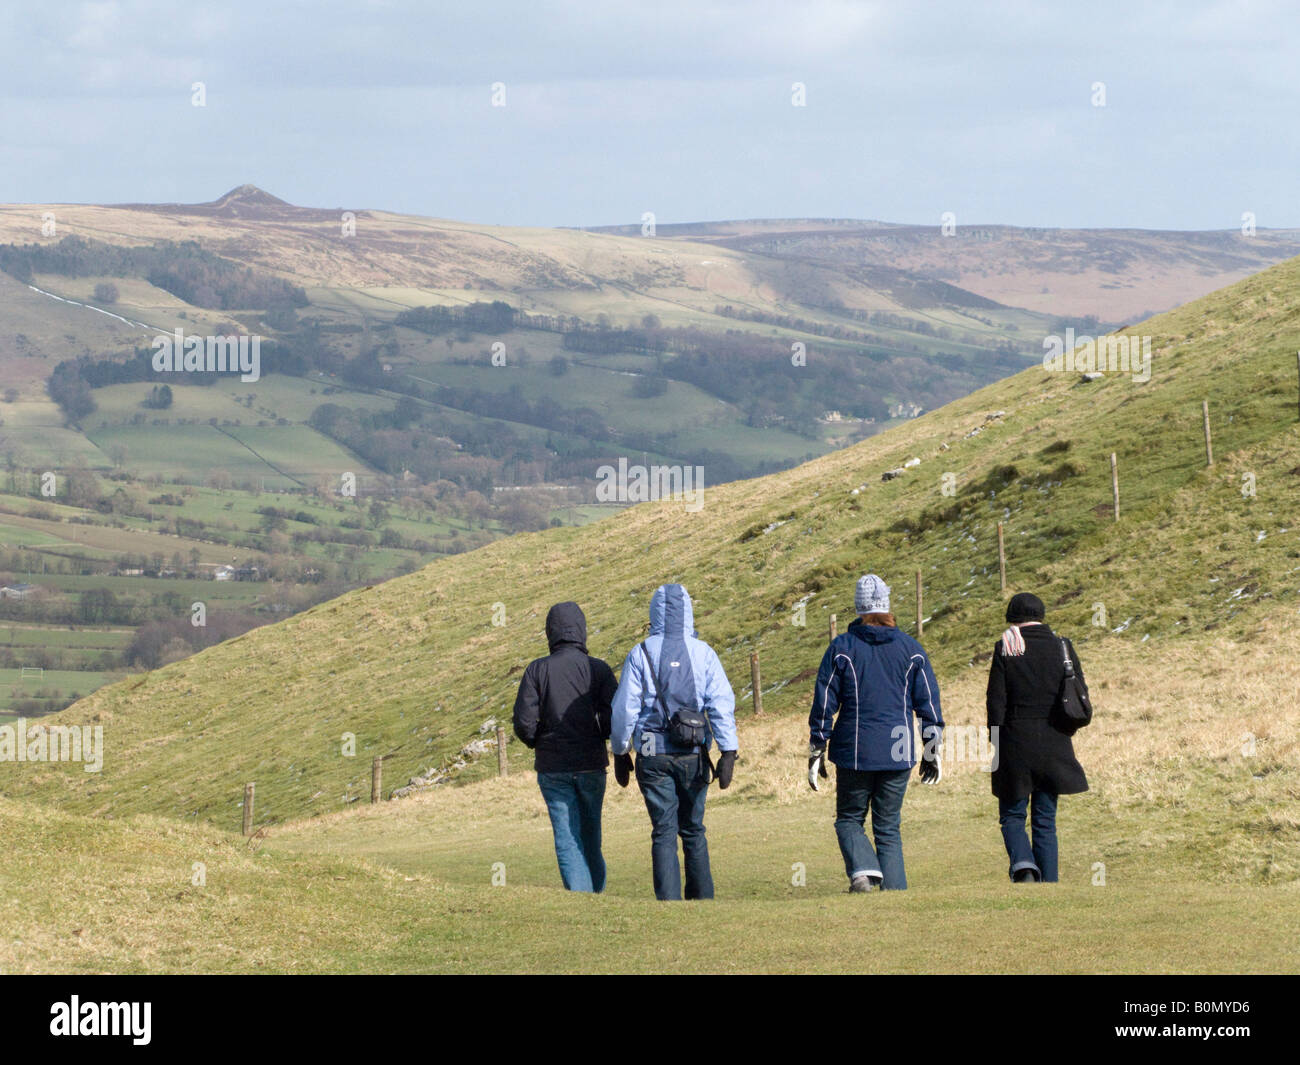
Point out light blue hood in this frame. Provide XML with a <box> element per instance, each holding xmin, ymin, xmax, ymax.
<box><xmin>649</xmin><ymin>583</ymin><xmax>696</xmax><ymax>638</ymax></box>
<box><xmin>610</xmin><ymin>583</ymin><xmax>738</xmax><ymax>756</ymax></box>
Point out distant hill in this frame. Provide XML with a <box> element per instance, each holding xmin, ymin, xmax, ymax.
<box><xmin>114</xmin><ymin>183</ymin><xmax>341</xmax><ymax>222</ymax></box>
<box><xmin>7</xmin><ymin>187</ymin><xmax>1293</xmax><ymax>490</ymax></box>
<box><xmin>0</xmin><ymin>185</ymin><xmax>1061</xmax><ymax>488</ymax></box>
<box><xmin>586</xmin><ymin>217</ymin><xmax>1300</xmax><ymax>321</ymax></box>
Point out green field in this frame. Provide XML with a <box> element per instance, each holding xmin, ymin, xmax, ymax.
<box><xmin>89</xmin><ymin>376</ymin><xmax>395</xmax><ymax>428</ymax></box>
<box><xmin>0</xmin><ymin>666</ymin><xmax>113</xmax><ymax>707</ymax></box>
<box><xmin>0</xmin><ymin>521</ymin><xmax>66</xmax><ymax>546</ymax></box>
<box><xmin>406</xmin><ymin>359</ymin><xmax>823</xmax><ymax>465</ymax></box>
<box><xmin>84</xmin><ymin>422</ymin><xmax>365</xmax><ymax>488</ymax></box>
<box><xmin>0</xmin><ymin>623</ymin><xmax>129</xmax><ymax>650</ymax></box>
<box><xmin>0</xmin><ymin>452</ymin><xmax>515</xmax><ymax>717</ymax></box>
<box><xmin>0</xmin><ymin>398</ymin><xmax>110</xmax><ymax>469</ymax></box>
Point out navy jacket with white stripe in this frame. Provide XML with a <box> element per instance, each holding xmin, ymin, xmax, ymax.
<box><xmin>809</xmin><ymin>621</ymin><xmax>943</xmax><ymax>771</ymax></box>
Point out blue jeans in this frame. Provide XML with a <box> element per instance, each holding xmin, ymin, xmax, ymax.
<box><xmin>834</xmin><ymin>767</ymin><xmax>911</xmax><ymax>890</ymax></box>
<box><xmin>998</xmin><ymin>790</ymin><xmax>1059</xmax><ymax>882</ymax></box>
<box><xmin>635</xmin><ymin>752</ymin><xmax>713</xmax><ymax>900</ymax></box>
<box><xmin>537</xmin><ymin>770</ymin><xmax>607</xmax><ymax>893</ymax></box>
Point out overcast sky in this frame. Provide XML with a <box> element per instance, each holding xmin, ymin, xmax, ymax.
<box><xmin>2</xmin><ymin>0</ymin><xmax>1296</xmax><ymax>230</ymax></box>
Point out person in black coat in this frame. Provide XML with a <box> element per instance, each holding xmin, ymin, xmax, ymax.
<box><xmin>985</xmin><ymin>592</ymin><xmax>1088</xmax><ymax>883</ymax></box>
<box><xmin>512</xmin><ymin>601</ymin><xmax>618</xmax><ymax>892</ymax></box>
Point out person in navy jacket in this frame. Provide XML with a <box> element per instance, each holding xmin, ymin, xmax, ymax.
<box><xmin>808</xmin><ymin>574</ymin><xmax>943</xmax><ymax>892</ymax></box>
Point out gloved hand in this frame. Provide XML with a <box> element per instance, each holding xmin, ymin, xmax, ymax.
<box><xmin>808</xmin><ymin>742</ymin><xmax>829</xmax><ymax>791</ymax></box>
<box><xmin>715</xmin><ymin>750</ymin><xmax>737</xmax><ymax>789</ymax></box>
<box><xmin>614</xmin><ymin>752</ymin><xmax>634</xmax><ymax>788</ymax></box>
<box><xmin>919</xmin><ymin>729</ymin><xmax>942</xmax><ymax>784</ymax></box>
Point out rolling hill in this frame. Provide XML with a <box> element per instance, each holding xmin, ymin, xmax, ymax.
<box><xmin>0</xmin><ymin>187</ymin><xmax>1052</xmax><ymax>498</ymax></box>
<box><xmin>2</xmin><ymin>252</ymin><xmax>1299</xmax><ymax>974</ymax></box>
<box><xmin>588</xmin><ymin>217</ymin><xmax>1300</xmax><ymax>321</ymax></box>
<box><xmin>6</xmin><ymin>247</ymin><xmax>1299</xmax><ymax>839</ymax></box>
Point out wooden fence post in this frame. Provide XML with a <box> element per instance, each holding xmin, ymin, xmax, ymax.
<box><xmin>1202</xmin><ymin>399</ymin><xmax>1213</xmax><ymax>467</ymax></box>
<box><xmin>242</xmin><ymin>782</ymin><xmax>254</xmax><ymax>836</ymax></box>
<box><xmin>915</xmin><ymin>569</ymin><xmax>923</xmax><ymax>637</ymax></box>
<box><xmin>997</xmin><ymin>521</ymin><xmax>1007</xmax><ymax>595</ymax></box>
<box><xmin>828</xmin><ymin>613</ymin><xmax>837</xmax><ymax>642</ymax></box>
<box><xmin>750</xmin><ymin>652</ymin><xmax>763</xmax><ymax>715</ymax></box>
<box><xmin>1110</xmin><ymin>453</ymin><xmax>1120</xmax><ymax>521</ymax></box>
<box><xmin>371</xmin><ymin>756</ymin><xmax>382</xmax><ymax>803</ymax></box>
<box><xmin>496</xmin><ymin>725</ymin><xmax>508</xmax><ymax>777</ymax></box>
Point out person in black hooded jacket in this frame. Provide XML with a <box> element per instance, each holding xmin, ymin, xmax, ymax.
<box><xmin>986</xmin><ymin>592</ymin><xmax>1089</xmax><ymax>884</ymax></box>
<box><xmin>513</xmin><ymin>601</ymin><xmax>618</xmax><ymax>892</ymax></box>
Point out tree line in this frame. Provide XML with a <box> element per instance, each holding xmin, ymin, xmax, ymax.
<box><xmin>0</xmin><ymin>236</ymin><xmax>308</xmax><ymax>310</ymax></box>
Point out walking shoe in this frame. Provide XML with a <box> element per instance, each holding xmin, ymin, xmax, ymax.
<box><xmin>849</xmin><ymin>874</ymin><xmax>880</xmax><ymax>893</ymax></box>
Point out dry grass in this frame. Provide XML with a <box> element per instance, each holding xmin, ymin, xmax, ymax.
<box><xmin>276</xmin><ymin>604</ymin><xmax>1300</xmax><ymax>885</ymax></box>
<box><xmin>1</xmin><ymin>604</ymin><xmax>1296</xmax><ymax>973</ymax></box>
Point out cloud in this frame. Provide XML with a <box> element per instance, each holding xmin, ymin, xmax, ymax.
<box><xmin>0</xmin><ymin>0</ymin><xmax>1296</xmax><ymax>228</ymax></box>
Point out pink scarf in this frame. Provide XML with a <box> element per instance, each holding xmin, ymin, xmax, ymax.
<box><xmin>1001</xmin><ymin>621</ymin><xmax>1041</xmax><ymax>657</ymax></box>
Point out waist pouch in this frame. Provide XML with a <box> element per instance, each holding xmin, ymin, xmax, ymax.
<box><xmin>667</xmin><ymin>707</ymin><xmax>708</xmax><ymax>747</ymax></box>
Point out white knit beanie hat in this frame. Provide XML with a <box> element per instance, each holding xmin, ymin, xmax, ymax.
<box><xmin>855</xmin><ymin>573</ymin><xmax>891</xmax><ymax>614</ymax></box>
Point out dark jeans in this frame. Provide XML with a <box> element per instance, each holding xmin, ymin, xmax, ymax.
<box><xmin>635</xmin><ymin>752</ymin><xmax>713</xmax><ymax>900</ymax></box>
<box><xmin>537</xmin><ymin>770</ymin><xmax>607</xmax><ymax>893</ymax></box>
<box><xmin>998</xmin><ymin>789</ymin><xmax>1059</xmax><ymax>882</ymax></box>
<box><xmin>834</xmin><ymin>767</ymin><xmax>911</xmax><ymax>889</ymax></box>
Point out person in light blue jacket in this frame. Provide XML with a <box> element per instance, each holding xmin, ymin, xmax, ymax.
<box><xmin>611</xmin><ymin>583</ymin><xmax>738</xmax><ymax>900</ymax></box>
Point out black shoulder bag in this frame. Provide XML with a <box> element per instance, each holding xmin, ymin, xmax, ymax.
<box><xmin>1051</xmin><ymin>637</ymin><xmax>1093</xmax><ymax>735</ymax></box>
<box><xmin>640</xmin><ymin>643</ymin><xmax>714</xmax><ymax>780</ymax></box>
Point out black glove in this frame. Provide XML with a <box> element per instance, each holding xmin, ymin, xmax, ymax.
<box><xmin>614</xmin><ymin>752</ymin><xmax>633</xmax><ymax>788</ymax></box>
<box><xmin>715</xmin><ymin>750</ymin><xmax>737</xmax><ymax>789</ymax></box>
<box><xmin>808</xmin><ymin>742</ymin><xmax>829</xmax><ymax>791</ymax></box>
<box><xmin>919</xmin><ymin>727</ymin><xmax>942</xmax><ymax>784</ymax></box>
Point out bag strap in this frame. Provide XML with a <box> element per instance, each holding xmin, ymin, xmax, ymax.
<box><xmin>1060</xmin><ymin>638</ymin><xmax>1075</xmax><ymax>677</ymax></box>
<box><xmin>640</xmin><ymin>642</ymin><xmax>672</xmax><ymax>728</ymax></box>
<box><xmin>640</xmin><ymin>642</ymin><xmax>713</xmax><ymax>778</ymax></box>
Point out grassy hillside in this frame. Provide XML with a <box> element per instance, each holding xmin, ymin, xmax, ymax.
<box><xmin>6</xmin><ymin>253</ymin><xmax>1300</xmax><ymax>838</ymax></box>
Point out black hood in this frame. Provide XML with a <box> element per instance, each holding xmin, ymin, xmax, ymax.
<box><xmin>545</xmin><ymin>601</ymin><xmax>587</xmax><ymax>653</ymax></box>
